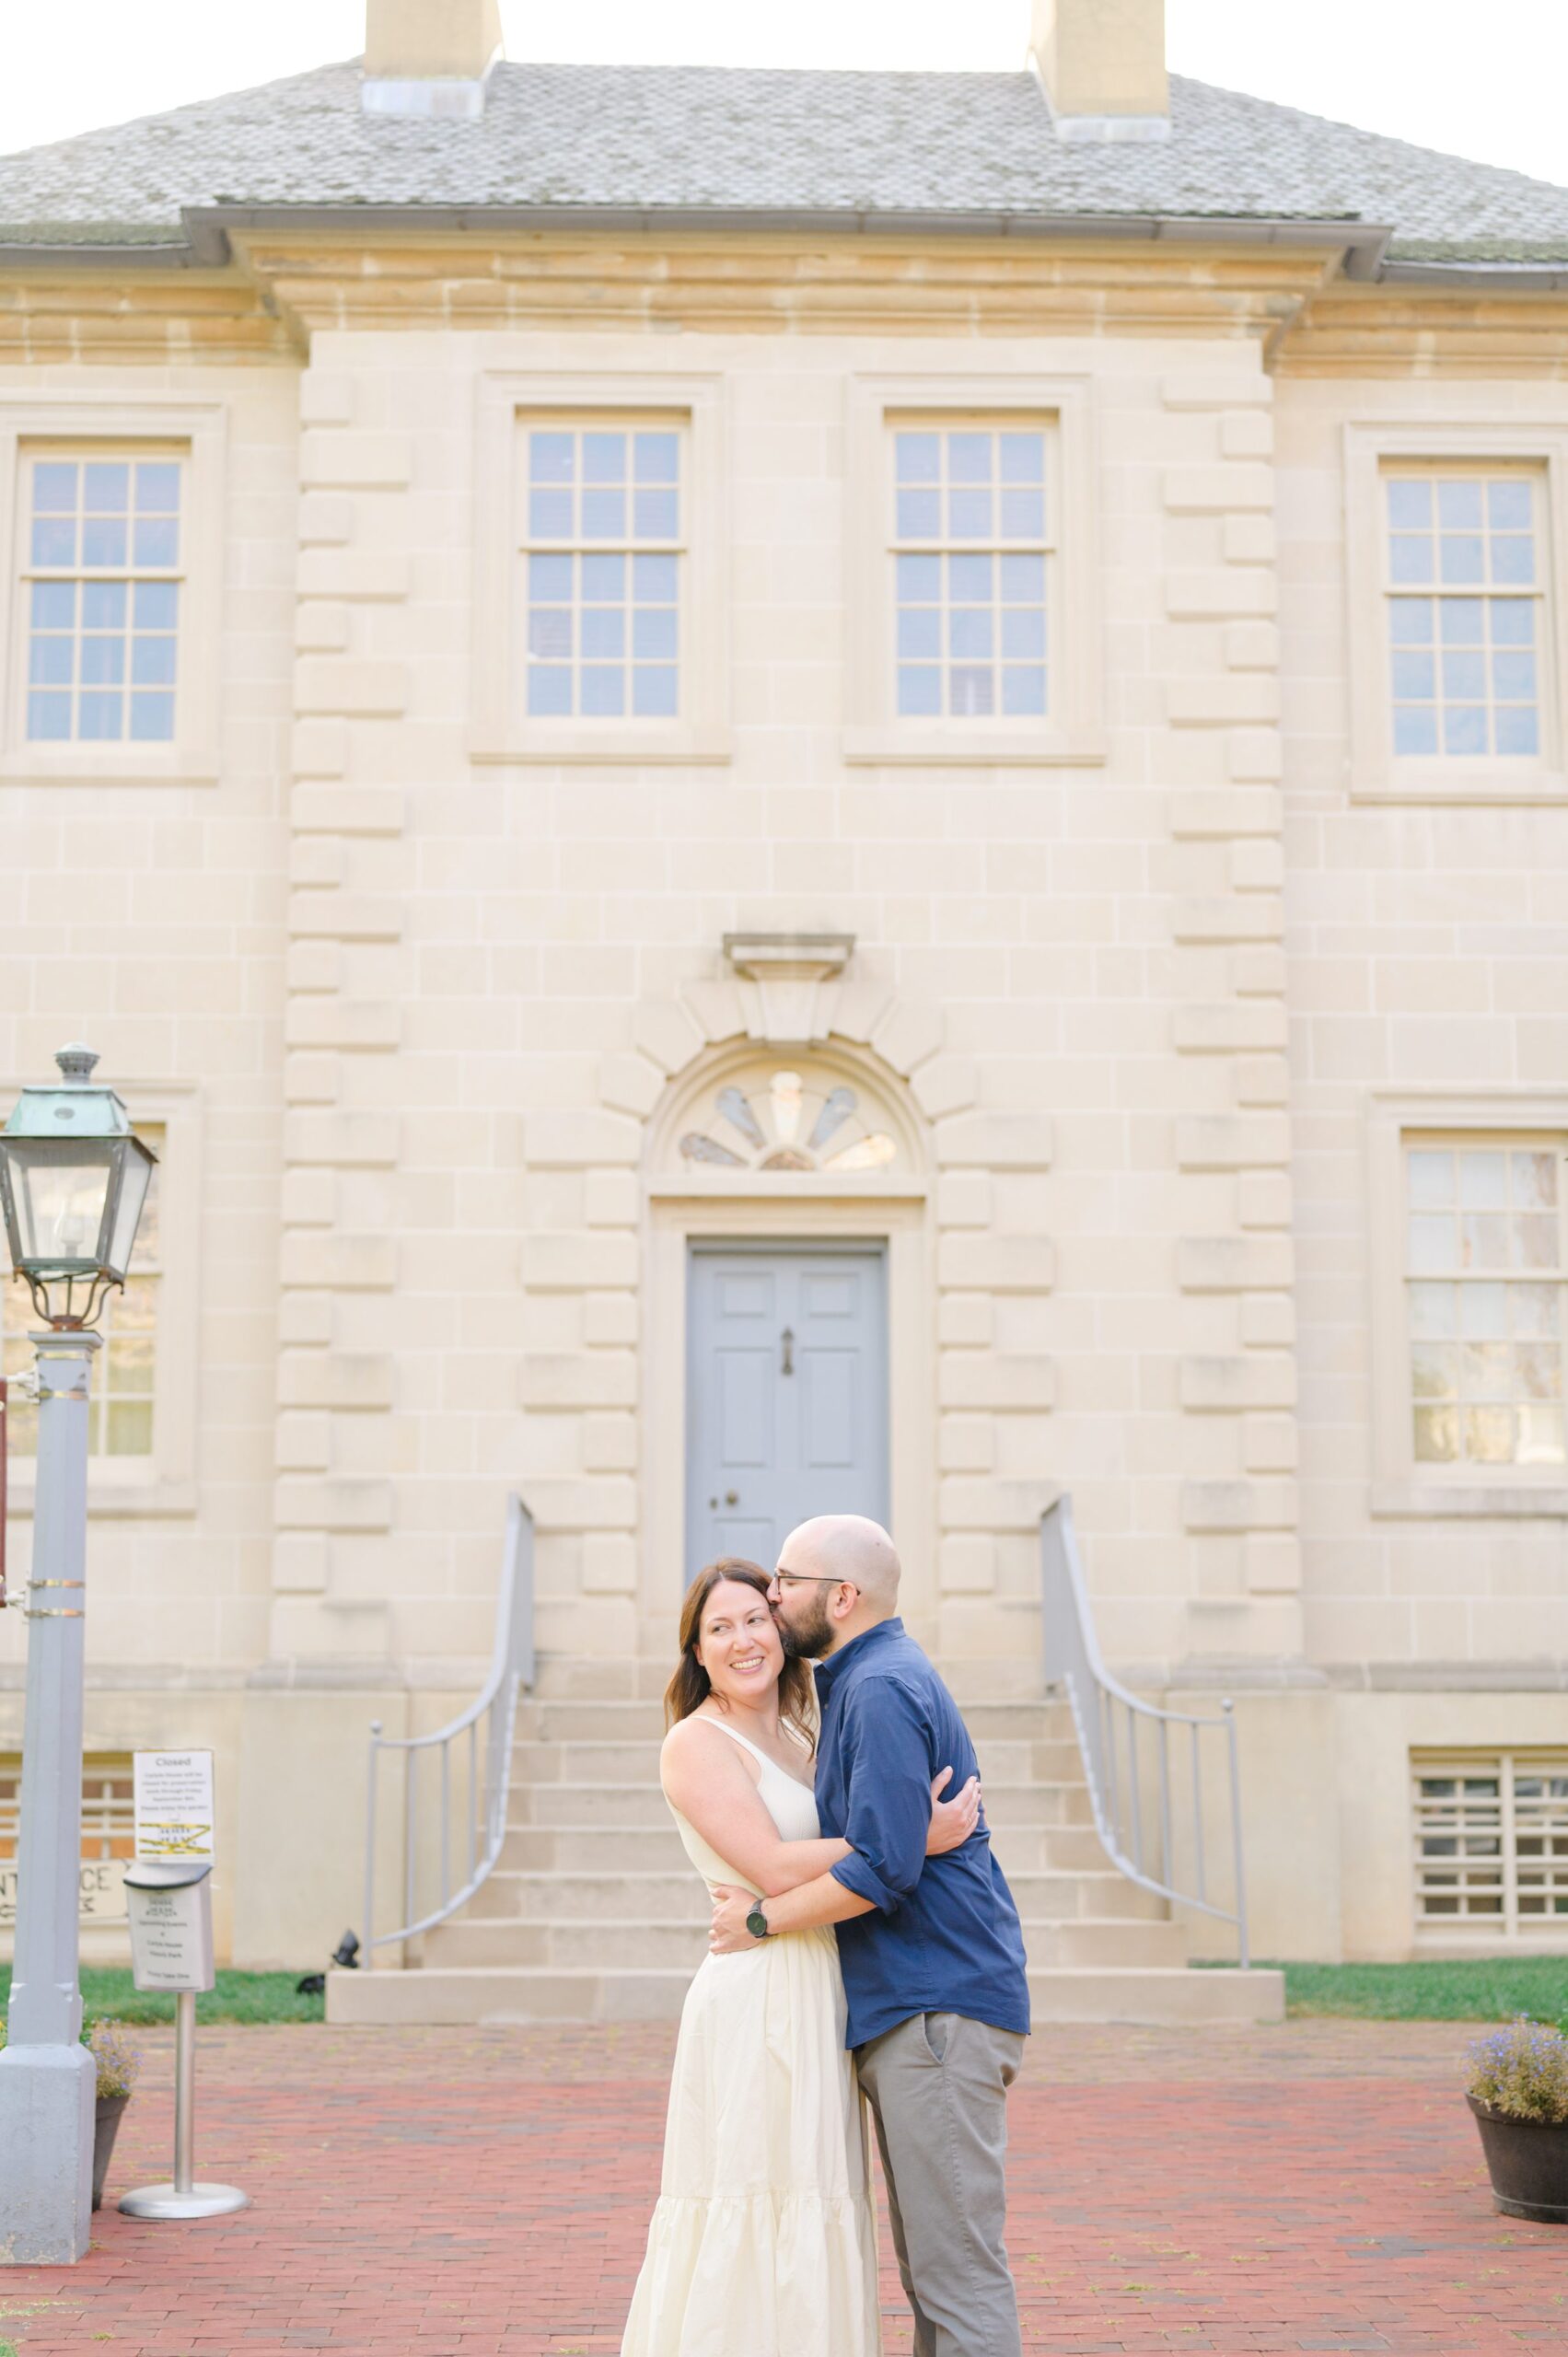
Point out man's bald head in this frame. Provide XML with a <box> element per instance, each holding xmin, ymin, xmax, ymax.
<box><xmin>778</xmin><ymin>1515</ymin><xmax>901</xmax><ymax>1613</ymax></box>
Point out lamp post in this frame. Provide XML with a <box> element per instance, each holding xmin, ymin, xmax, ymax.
<box><xmin>0</xmin><ymin>1046</ymin><xmax>156</xmax><ymax>2266</ymax></box>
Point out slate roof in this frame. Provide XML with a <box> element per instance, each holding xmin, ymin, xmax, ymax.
<box><xmin>3</xmin><ymin>55</ymin><xmax>1568</xmax><ymax>278</ymax></box>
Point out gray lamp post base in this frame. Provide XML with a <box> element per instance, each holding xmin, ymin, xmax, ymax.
<box><xmin>0</xmin><ymin>2044</ymin><xmax>97</xmax><ymax>2264</ymax></box>
<box><xmin>118</xmin><ymin>2182</ymin><xmax>250</xmax><ymax>2222</ymax></box>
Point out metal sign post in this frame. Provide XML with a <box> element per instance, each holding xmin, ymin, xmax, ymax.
<box><xmin>118</xmin><ymin>1750</ymin><xmax>246</xmax><ymax>2222</ymax></box>
<box><xmin>117</xmin><ymin>1863</ymin><xmax>247</xmax><ymax>2222</ymax></box>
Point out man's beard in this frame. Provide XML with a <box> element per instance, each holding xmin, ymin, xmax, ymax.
<box><xmin>779</xmin><ymin>1593</ymin><xmax>834</xmax><ymax>1660</ymax></box>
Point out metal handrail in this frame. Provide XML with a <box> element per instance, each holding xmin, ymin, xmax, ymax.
<box><xmin>361</xmin><ymin>1493</ymin><xmax>535</xmax><ymax>1967</ymax></box>
<box><xmin>1040</xmin><ymin>1495</ymin><xmax>1251</xmax><ymax>1968</ymax></box>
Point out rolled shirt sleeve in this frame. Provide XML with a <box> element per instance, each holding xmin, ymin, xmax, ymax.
<box><xmin>828</xmin><ymin>1676</ymin><xmax>935</xmax><ymax>1916</ymax></box>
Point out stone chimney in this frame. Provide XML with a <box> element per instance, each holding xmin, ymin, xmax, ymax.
<box><xmin>362</xmin><ymin>0</ymin><xmax>505</xmax><ymax>117</ymax></box>
<box><xmin>1029</xmin><ymin>0</ymin><xmax>1170</xmax><ymax>143</ymax></box>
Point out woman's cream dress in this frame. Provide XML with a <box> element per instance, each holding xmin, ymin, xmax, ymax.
<box><xmin>620</xmin><ymin>1717</ymin><xmax>882</xmax><ymax>2357</ymax></box>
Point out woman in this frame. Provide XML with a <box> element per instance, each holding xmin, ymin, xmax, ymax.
<box><xmin>620</xmin><ymin>1557</ymin><xmax>979</xmax><ymax>2357</ymax></box>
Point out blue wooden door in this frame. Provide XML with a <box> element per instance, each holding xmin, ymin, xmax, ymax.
<box><xmin>686</xmin><ymin>1245</ymin><xmax>889</xmax><ymax>1574</ymax></box>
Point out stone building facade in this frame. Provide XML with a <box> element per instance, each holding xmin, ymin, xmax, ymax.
<box><xmin>2</xmin><ymin>0</ymin><xmax>1567</xmax><ymax>1986</ymax></box>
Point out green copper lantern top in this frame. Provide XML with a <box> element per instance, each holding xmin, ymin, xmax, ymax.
<box><xmin>2</xmin><ymin>1045</ymin><xmax>137</xmax><ymax>1141</ymax></box>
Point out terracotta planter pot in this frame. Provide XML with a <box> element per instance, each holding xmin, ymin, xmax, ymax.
<box><xmin>92</xmin><ymin>2092</ymin><xmax>130</xmax><ymax>2212</ymax></box>
<box><xmin>1469</xmin><ymin>2094</ymin><xmax>1568</xmax><ymax>2223</ymax></box>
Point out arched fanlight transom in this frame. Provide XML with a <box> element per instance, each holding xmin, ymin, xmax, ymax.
<box><xmin>679</xmin><ymin>1067</ymin><xmax>900</xmax><ymax>1175</ymax></box>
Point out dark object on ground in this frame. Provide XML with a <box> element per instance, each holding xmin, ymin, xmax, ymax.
<box><xmin>93</xmin><ymin>2092</ymin><xmax>130</xmax><ymax>2211</ymax></box>
<box><xmin>296</xmin><ymin>1929</ymin><xmax>361</xmax><ymax>1997</ymax></box>
<box><xmin>1469</xmin><ymin>2094</ymin><xmax>1568</xmax><ymax>2223</ymax></box>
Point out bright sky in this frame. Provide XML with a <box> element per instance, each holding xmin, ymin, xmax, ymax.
<box><xmin>2</xmin><ymin>0</ymin><xmax>1565</xmax><ymax>188</ymax></box>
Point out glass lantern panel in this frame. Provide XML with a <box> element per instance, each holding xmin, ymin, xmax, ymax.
<box><xmin>105</xmin><ymin>1141</ymin><xmax>154</xmax><ymax>1278</ymax></box>
<box><xmin>4</xmin><ymin>1140</ymin><xmax>114</xmax><ymax>1270</ymax></box>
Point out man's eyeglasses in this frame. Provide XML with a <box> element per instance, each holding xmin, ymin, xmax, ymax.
<box><xmin>769</xmin><ymin>1572</ymin><xmax>858</xmax><ymax>1592</ymax></box>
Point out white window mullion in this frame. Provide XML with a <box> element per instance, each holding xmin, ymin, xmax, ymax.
<box><xmin>1500</xmin><ymin>1751</ymin><xmax>1520</xmax><ymax>1936</ymax></box>
<box><xmin>519</xmin><ymin>420</ymin><xmax>684</xmax><ymax>725</ymax></box>
<box><xmin>1384</xmin><ymin>465</ymin><xmax>1547</xmax><ymax>763</ymax></box>
<box><xmin>889</xmin><ymin>418</ymin><xmax>1051</xmax><ymax>726</ymax></box>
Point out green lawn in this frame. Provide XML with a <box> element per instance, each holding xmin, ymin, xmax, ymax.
<box><xmin>1249</xmin><ymin>1956</ymin><xmax>1568</xmax><ymax>2021</ymax></box>
<box><xmin>0</xmin><ymin>1966</ymin><xmax>324</xmax><ymax>2028</ymax></box>
<box><xmin>3</xmin><ymin>1957</ymin><xmax>1565</xmax><ymax>2030</ymax></box>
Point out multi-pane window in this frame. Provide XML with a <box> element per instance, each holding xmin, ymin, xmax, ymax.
<box><xmin>1413</xmin><ymin>1753</ymin><xmax>1568</xmax><ymax>1934</ymax></box>
<box><xmin>891</xmin><ymin>424</ymin><xmax>1051</xmax><ymax>722</ymax></box>
<box><xmin>23</xmin><ymin>452</ymin><xmax>182</xmax><ymax>744</ymax></box>
<box><xmin>1384</xmin><ymin>469</ymin><xmax>1545</xmax><ymax>760</ymax></box>
<box><xmin>2</xmin><ymin>1124</ymin><xmax>162</xmax><ymax>1461</ymax></box>
<box><xmin>522</xmin><ymin>424</ymin><xmax>681</xmax><ymax>721</ymax></box>
<box><xmin>1404</xmin><ymin>1139</ymin><xmax>1564</xmax><ymax>1469</ymax></box>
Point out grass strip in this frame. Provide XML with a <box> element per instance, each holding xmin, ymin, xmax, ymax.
<box><xmin>1229</xmin><ymin>1956</ymin><xmax>1568</xmax><ymax>2020</ymax></box>
<box><xmin>0</xmin><ymin>1966</ymin><xmax>324</xmax><ymax>2028</ymax></box>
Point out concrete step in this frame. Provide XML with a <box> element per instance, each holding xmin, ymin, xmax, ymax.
<box><xmin>508</xmin><ymin>1777</ymin><xmax>1093</xmax><ymax>1833</ymax></box>
<box><xmin>515</xmin><ymin>1699</ymin><xmax>1076</xmax><ymax>1743</ymax></box>
<box><xmin>501</xmin><ymin>1825</ymin><xmax>692</xmax><ymax>1871</ymax></box>
<box><xmin>510</xmin><ymin>1783</ymin><xmax>671</xmax><ymax>1829</ymax></box>
<box><xmin>988</xmin><ymin>1825</ymin><xmax>1111</xmax><ymax>1874</ymax></box>
<box><xmin>425</xmin><ymin>1920</ymin><xmax>706</xmax><ymax>1969</ymax></box>
<box><xmin>444</xmin><ymin>1917</ymin><xmax>1186</xmax><ymax>1973</ymax></box>
<box><xmin>500</xmin><ymin>1819</ymin><xmax>1112</xmax><ymax>1876</ymax></box>
<box><xmin>465</xmin><ymin>1865</ymin><xmax>1164</xmax><ymax>1927</ymax></box>
<box><xmin>974</xmin><ymin>1782</ymin><xmax>1096</xmax><ymax>1830</ymax></box>
<box><xmin>423</xmin><ymin>1903</ymin><xmax>1180</xmax><ymax>1973</ymax></box>
<box><xmin>328</xmin><ymin>1962</ymin><xmax>1283</xmax><ymax>2028</ymax></box>
<box><xmin>508</xmin><ymin>1734</ymin><xmax>1080</xmax><ymax>1785</ymax></box>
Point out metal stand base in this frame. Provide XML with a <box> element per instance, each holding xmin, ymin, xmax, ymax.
<box><xmin>118</xmin><ymin>2181</ymin><xmax>250</xmax><ymax>2221</ymax></box>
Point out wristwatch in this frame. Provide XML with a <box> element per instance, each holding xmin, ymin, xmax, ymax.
<box><xmin>746</xmin><ymin>1898</ymin><xmax>772</xmax><ymax>1940</ymax></box>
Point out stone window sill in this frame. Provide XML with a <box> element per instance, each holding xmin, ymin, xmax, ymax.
<box><xmin>1351</xmin><ymin>765</ymin><xmax>1568</xmax><ymax>807</ymax></box>
<box><xmin>842</xmin><ymin>725</ymin><xmax>1107</xmax><ymax>768</ymax></box>
<box><xmin>1370</xmin><ymin>1478</ymin><xmax>1568</xmax><ymax>1520</ymax></box>
<box><xmin>470</xmin><ymin>724</ymin><xmax>731</xmax><ymax>766</ymax></box>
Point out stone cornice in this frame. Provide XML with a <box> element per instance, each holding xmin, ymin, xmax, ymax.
<box><xmin>0</xmin><ymin>233</ymin><xmax>1565</xmax><ymax>374</ymax></box>
<box><xmin>229</xmin><ymin>228</ymin><xmax>1332</xmax><ymax>344</ymax></box>
<box><xmin>1274</xmin><ymin>282</ymin><xmax>1568</xmax><ymax>377</ymax></box>
<box><xmin>0</xmin><ymin>267</ymin><xmax>299</xmax><ymax>363</ymax></box>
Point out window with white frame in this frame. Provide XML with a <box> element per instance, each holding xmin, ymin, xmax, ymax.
<box><xmin>1413</xmin><ymin>1751</ymin><xmax>1568</xmax><ymax>1935</ymax></box>
<box><xmin>890</xmin><ymin>420</ymin><xmax>1052</xmax><ymax>723</ymax></box>
<box><xmin>1403</xmin><ymin>1137</ymin><xmax>1565</xmax><ymax>1470</ymax></box>
<box><xmin>22</xmin><ymin>450</ymin><xmax>183</xmax><ymax>745</ymax></box>
<box><xmin>1383</xmin><ymin>465</ymin><xmax>1547</xmax><ymax>761</ymax></box>
<box><xmin>521</xmin><ymin>421</ymin><xmax>682</xmax><ymax>722</ymax></box>
<box><xmin>2</xmin><ymin>1122</ymin><xmax>163</xmax><ymax>1462</ymax></box>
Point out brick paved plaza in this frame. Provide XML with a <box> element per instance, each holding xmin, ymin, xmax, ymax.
<box><xmin>0</xmin><ymin>2019</ymin><xmax>1561</xmax><ymax>2355</ymax></box>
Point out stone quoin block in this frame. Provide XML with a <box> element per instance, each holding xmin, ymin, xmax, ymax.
<box><xmin>300</xmin><ymin>429</ymin><xmax>413</xmax><ymax>489</ymax></box>
<box><xmin>520</xmin><ymin>1233</ymin><xmax>641</xmax><ymax>1292</ymax></box>
<box><xmin>936</xmin><ymin>1235</ymin><xmax>1057</xmax><ymax>1294</ymax></box>
<box><xmin>1180</xmin><ymin>1355</ymin><xmax>1297</xmax><ymax>1412</ymax></box>
<box><xmin>1181</xmin><ymin>1479</ymin><xmax>1299</xmax><ymax>1533</ymax></box>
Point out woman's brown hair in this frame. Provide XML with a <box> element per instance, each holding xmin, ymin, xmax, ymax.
<box><xmin>663</xmin><ymin>1558</ymin><xmax>818</xmax><ymax>1746</ymax></box>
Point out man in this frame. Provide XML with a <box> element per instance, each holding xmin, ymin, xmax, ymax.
<box><xmin>710</xmin><ymin>1515</ymin><xmax>1030</xmax><ymax>2357</ymax></box>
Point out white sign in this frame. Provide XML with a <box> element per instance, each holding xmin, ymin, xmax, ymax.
<box><xmin>125</xmin><ymin>1876</ymin><xmax>215</xmax><ymax>1995</ymax></box>
<box><xmin>134</xmin><ymin>1750</ymin><xmax>215</xmax><ymax>1864</ymax></box>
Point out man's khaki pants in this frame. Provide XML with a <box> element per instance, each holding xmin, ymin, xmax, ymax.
<box><xmin>855</xmin><ymin>2010</ymin><xmax>1026</xmax><ymax>2357</ymax></box>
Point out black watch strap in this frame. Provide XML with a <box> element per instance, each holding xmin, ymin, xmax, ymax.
<box><xmin>746</xmin><ymin>1898</ymin><xmax>772</xmax><ymax>1939</ymax></box>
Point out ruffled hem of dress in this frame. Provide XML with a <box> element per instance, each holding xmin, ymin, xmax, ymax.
<box><xmin>620</xmin><ymin>2189</ymin><xmax>881</xmax><ymax>2357</ymax></box>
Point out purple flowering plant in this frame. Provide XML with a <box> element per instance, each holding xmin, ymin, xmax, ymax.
<box><xmin>0</xmin><ymin>2012</ymin><xmax>141</xmax><ymax>2100</ymax></box>
<box><xmin>85</xmin><ymin>2016</ymin><xmax>142</xmax><ymax>2101</ymax></box>
<box><xmin>1466</xmin><ymin>2014</ymin><xmax>1568</xmax><ymax>2124</ymax></box>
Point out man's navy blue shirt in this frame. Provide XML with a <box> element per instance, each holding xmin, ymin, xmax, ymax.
<box><xmin>816</xmin><ymin>1617</ymin><xmax>1030</xmax><ymax>2050</ymax></box>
